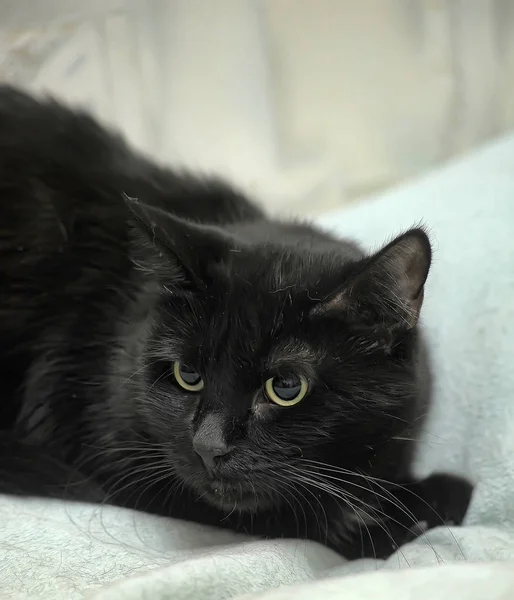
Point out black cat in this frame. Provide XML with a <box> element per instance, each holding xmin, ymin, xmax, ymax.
<box><xmin>0</xmin><ymin>86</ymin><xmax>472</xmax><ymax>559</ymax></box>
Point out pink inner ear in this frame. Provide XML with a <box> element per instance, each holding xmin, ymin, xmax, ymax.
<box><xmin>404</xmin><ymin>286</ymin><xmax>424</xmax><ymax>328</ymax></box>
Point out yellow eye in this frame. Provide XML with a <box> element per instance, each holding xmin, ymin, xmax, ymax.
<box><xmin>173</xmin><ymin>361</ymin><xmax>204</xmax><ymax>392</ymax></box>
<box><xmin>264</xmin><ymin>374</ymin><xmax>309</xmax><ymax>407</ymax></box>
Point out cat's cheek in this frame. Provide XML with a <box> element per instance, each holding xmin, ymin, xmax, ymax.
<box><xmin>138</xmin><ymin>388</ymin><xmax>199</xmax><ymax>439</ymax></box>
<box><xmin>173</xmin><ymin>396</ymin><xmax>200</xmax><ymax>424</ymax></box>
<box><xmin>251</xmin><ymin>400</ymin><xmax>277</xmax><ymax>421</ymax></box>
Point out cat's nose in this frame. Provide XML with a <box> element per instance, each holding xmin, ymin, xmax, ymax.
<box><xmin>193</xmin><ymin>438</ymin><xmax>230</xmax><ymax>469</ymax></box>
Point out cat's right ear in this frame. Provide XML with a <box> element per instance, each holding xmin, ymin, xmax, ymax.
<box><xmin>124</xmin><ymin>194</ymin><xmax>231</xmax><ymax>290</ymax></box>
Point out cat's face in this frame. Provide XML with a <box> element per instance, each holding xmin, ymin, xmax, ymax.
<box><xmin>129</xmin><ymin>202</ymin><xmax>431</xmax><ymax>515</ymax></box>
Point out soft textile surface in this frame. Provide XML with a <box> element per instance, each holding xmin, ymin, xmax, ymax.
<box><xmin>3</xmin><ymin>134</ymin><xmax>514</xmax><ymax>598</ymax></box>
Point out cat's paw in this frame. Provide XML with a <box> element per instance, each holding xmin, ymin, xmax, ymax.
<box><xmin>416</xmin><ymin>473</ymin><xmax>474</xmax><ymax>528</ymax></box>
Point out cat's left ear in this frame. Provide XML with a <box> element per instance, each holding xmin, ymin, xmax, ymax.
<box><xmin>312</xmin><ymin>228</ymin><xmax>431</xmax><ymax>335</ymax></box>
<box><xmin>124</xmin><ymin>194</ymin><xmax>231</xmax><ymax>289</ymax></box>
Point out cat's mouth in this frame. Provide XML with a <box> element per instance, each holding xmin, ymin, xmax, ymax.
<box><xmin>178</xmin><ymin>457</ymin><xmax>273</xmax><ymax>512</ymax></box>
<box><xmin>201</xmin><ymin>478</ymin><xmax>258</xmax><ymax>511</ymax></box>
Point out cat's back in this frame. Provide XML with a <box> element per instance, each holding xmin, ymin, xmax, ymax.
<box><xmin>0</xmin><ymin>86</ymin><xmax>132</xmax><ymax>284</ymax></box>
<box><xmin>0</xmin><ymin>86</ymin><xmax>134</xmax><ymax>265</ymax></box>
<box><xmin>0</xmin><ymin>85</ymin><xmax>128</xmax><ymax>171</ymax></box>
<box><xmin>0</xmin><ymin>86</ymin><xmax>263</xmax><ymax>225</ymax></box>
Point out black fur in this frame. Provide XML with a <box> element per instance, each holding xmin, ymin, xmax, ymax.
<box><xmin>0</xmin><ymin>86</ymin><xmax>471</xmax><ymax>559</ymax></box>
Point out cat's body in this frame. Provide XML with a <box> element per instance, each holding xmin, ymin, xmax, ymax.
<box><xmin>0</xmin><ymin>86</ymin><xmax>471</xmax><ymax>559</ymax></box>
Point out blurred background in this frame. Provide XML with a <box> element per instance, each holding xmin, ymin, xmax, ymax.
<box><xmin>1</xmin><ymin>0</ymin><xmax>512</xmax><ymax>215</ymax></box>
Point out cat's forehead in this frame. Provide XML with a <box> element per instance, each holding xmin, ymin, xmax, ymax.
<box><xmin>195</xmin><ymin>298</ymin><xmax>322</xmax><ymax>379</ymax></box>
<box><xmin>225</xmin><ymin>247</ymin><xmax>342</xmax><ymax>294</ymax></box>
<box><xmin>192</xmin><ymin>254</ymin><xmax>332</xmax><ymax>359</ymax></box>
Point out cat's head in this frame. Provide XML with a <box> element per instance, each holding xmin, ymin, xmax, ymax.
<box><xmin>126</xmin><ymin>198</ymin><xmax>431</xmax><ymax>515</ymax></box>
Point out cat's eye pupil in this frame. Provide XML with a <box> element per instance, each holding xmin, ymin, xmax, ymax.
<box><xmin>178</xmin><ymin>364</ymin><xmax>201</xmax><ymax>386</ymax></box>
<box><xmin>272</xmin><ymin>375</ymin><xmax>302</xmax><ymax>400</ymax></box>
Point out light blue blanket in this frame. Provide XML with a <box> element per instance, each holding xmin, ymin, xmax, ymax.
<box><xmin>2</xmin><ymin>134</ymin><xmax>514</xmax><ymax>599</ymax></box>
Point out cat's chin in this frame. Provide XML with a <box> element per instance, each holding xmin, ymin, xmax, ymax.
<box><xmin>196</xmin><ymin>478</ymin><xmax>272</xmax><ymax>513</ymax></box>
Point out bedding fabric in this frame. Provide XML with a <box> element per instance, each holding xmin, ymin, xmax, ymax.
<box><xmin>2</xmin><ymin>134</ymin><xmax>514</xmax><ymax>598</ymax></box>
